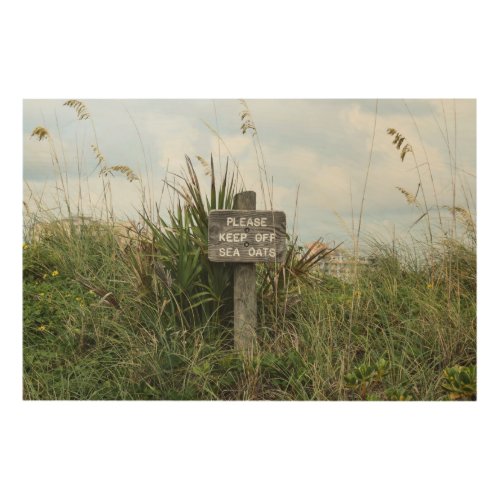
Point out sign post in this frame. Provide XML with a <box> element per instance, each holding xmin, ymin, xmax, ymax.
<box><xmin>208</xmin><ymin>191</ymin><xmax>286</xmax><ymax>356</ymax></box>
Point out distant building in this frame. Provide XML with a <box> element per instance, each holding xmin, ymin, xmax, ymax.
<box><xmin>26</xmin><ymin>216</ymin><xmax>149</xmax><ymax>247</ymax></box>
<box><xmin>306</xmin><ymin>242</ymin><xmax>369</xmax><ymax>281</ymax></box>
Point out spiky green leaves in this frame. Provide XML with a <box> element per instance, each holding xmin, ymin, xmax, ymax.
<box><xmin>138</xmin><ymin>155</ymin><xmax>238</xmax><ymax>329</ymax></box>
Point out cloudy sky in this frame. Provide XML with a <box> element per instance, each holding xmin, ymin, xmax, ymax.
<box><xmin>23</xmin><ymin>99</ymin><xmax>476</xmax><ymax>248</ymax></box>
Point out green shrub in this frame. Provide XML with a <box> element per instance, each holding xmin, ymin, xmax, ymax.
<box><xmin>442</xmin><ymin>365</ymin><xmax>476</xmax><ymax>400</ymax></box>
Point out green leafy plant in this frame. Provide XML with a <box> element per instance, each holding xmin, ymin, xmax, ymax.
<box><xmin>260</xmin><ymin>237</ymin><xmax>340</xmax><ymax>296</ymax></box>
<box><xmin>344</xmin><ymin>364</ymin><xmax>376</xmax><ymax>399</ymax></box>
<box><xmin>375</xmin><ymin>357</ymin><xmax>388</xmax><ymax>380</ymax></box>
<box><xmin>442</xmin><ymin>365</ymin><xmax>476</xmax><ymax>400</ymax></box>
<box><xmin>137</xmin><ymin>155</ymin><xmax>238</xmax><ymax>331</ymax></box>
<box><xmin>385</xmin><ymin>387</ymin><xmax>414</xmax><ymax>401</ymax></box>
<box><xmin>344</xmin><ymin>357</ymin><xmax>388</xmax><ymax>400</ymax></box>
<box><xmin>343</xmin><ymin>358</ymin><xmax>416</xmax><ymax>401</ymax></box>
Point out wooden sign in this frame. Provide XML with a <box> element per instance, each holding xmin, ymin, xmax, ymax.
<box><xmin>208</xmin><ymin>209</ymin><xmax>286</xmax><ymax>263</ymax></box>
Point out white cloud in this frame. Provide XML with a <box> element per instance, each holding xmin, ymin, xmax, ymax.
<box><xmin>23</xmin><ymin>133</ymin><xmax>54</xmax><ymax>181</ymax></box>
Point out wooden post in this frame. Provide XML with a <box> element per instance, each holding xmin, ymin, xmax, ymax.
<box><xmin>233</xmin><ymin>191</ymin><xmax>257</xmax><ymax>356</ymax></box>
<box><xmin>207</xmin><ymin>191</ymin><xmax>286</xmax><ymax>355</ymax></box>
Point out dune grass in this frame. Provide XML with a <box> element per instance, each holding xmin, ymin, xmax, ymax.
<box><xmin>22</xmin><ymin>204</ymin><xmax>476</xmax><ymax>400</ymax></box>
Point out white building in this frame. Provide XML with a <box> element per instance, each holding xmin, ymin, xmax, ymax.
<box><xmin>307</xmin><ymin>242</ymin><xmax>369</xmax><ymax>281</ymax></box>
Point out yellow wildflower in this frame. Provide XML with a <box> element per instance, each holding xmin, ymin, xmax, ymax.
<box><xmin>37</xmin><ymin>325</ymin><xmax>47</xmax><ymax>332</ymax></box>
<box><xmin>51</xmin><ymin>270</ymin><xmax>59</xmax><ymax>277</ymax></box>
<box><xmin>427</xmin><ymin>283</ymin><xmax>433</xmax><ymax>289</ymax></box>
<box><xmin>23</xmin><ymin>243</ymin><xmax>29</xmax><ymax>250</ymax></box>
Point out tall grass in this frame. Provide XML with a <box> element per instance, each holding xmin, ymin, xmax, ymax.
<box><xmin>23</xmin><ymin>99</ymin><xmax>476</xmax><ymax>400</ymax></box>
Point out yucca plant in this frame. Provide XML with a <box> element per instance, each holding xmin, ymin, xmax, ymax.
<box><xmin>138</xmin><ymin>152</ymin><xmax>340</xmax><ymax>334</ymax></box>
<box><xmin>259</xmin><ymin>237</ymin><xmax>340</xmax><ymax>302</ymax></box>
<box><xmin>139</xmin><ymin>155</ymin><xmax>238</xmax><ymax>330</ymax></box>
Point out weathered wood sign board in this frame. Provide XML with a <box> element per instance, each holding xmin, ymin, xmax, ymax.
<box><xmin>208</xmin><ymin>210</ymin><xmax>286</xmax><ymax>263</ymax></box>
